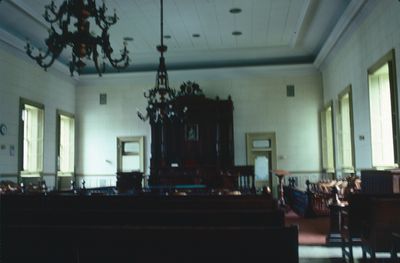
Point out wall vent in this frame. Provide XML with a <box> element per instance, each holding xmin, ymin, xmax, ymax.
<box><xmin>286</xmin><ymin>85</ymin><xmax>295</xmax><ymax>97</ymax></box>
<box><xmin>100</xmin><ymin>93</ymin><xmax>107</xmax><ymax>105</ymax></box>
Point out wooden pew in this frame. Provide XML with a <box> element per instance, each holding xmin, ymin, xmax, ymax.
<box><xmin>1</xmin><ymin>194</ymin><xmax>298</xmax><ymax>262</ymax></box>
<box><xmin>339</xmin><ymin>194</ymin><xmax>400</xmax><ymax>262</ymax></box>
<box><xmin>1</xmin><ymin>195</ymin><xmax>283</xmax><ymax>226</ymax></box>
<box><xmin>2</xmin><ymin>225</ymin><xmax>299</xmax><ymax>263</ymax></box>
<box><xmin>284</xmin><ymin>185</ymin><xmax>314</xmax><ymax>217</ymax></box>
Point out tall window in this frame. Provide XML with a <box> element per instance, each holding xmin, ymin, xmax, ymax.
<box><xmin>57</xmin><ymin>111</ymin><xmax>75</xmax><ymax>176</ymax></box>
<box><xmin>20</xmin><ymin>99</ymin><xmax>44</xmax><ymax>177</ymax></box>
<box><xmin>368</xmin><ymin>52</ymin><xmax>399</xmax><ymax>168</ymax></box>
<box><xmin>338</xmin><ymin>87</ymin><xmax>355</xmax><ymax>173</ymax></box>
<box><xmin>321</xmin><ymin>103</ymin><xmax>335</xmax><ymax>174</ymax></box>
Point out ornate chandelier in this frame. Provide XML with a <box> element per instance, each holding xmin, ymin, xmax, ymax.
<box><xmin>25</xmin><ymin>0</ymin><xmax>130</xmax><ymax>76</ymax></box>
<box><xmin>137</xmin><ymin>0</ymin><xmax>177</xmax><ymax>124</ymax></box>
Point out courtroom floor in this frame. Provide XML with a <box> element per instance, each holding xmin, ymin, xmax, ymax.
<box><xmin>290</xmin><ymin>211</ymin><xmax>395</xmax><ymax>262</ymax></box>
<box><xmin>299</xmin><ymin>242</ymin><xmax>394</xmax><ymax>262</ymax></box>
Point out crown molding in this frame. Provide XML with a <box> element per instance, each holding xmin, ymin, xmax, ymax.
<box><xmin>314</xmin><ymin>0</ymin><xmax>368</xmax><ymax>68</ymax></box>
<box><xmin>0</xmin><ymin>27</ymin><xmax>78</xmax><ymax>84</ymax></box>
<box><xmin>77</xmin><ymin>63</ymin><xmax>319</xmax><ymax>87</ymax></box>
<box><xmin>5</xmin><ymin>0</ymin><xmax>48</xmax><ymax>29</ymax></box>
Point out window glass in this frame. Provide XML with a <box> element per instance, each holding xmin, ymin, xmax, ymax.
<box><xmin>339</xmin><ymin>89</ymin><xmax>354</xmax><ymax>172</ymax></box>
<box><xmin>21</xmin><ymin>102</ymin><xmax>44</xmax><ymax>177</ymax></box>
<box><xmin>369</xmin><ymin>63</ymin><xmax>396</xmax><ymax>167</ymax></box>
<box><xmin>117</xmin><ymin>136</ymin><xmax>145</xmax><ymax>173</ymax></box>
<box><xmin>58</xmin><ymin>114</ymin><xmax>75</xmax><ymax>175</ymax></box>
<box><xmin>321</xmin><ymin>104</ymin><xmax>335</xmax><ymax>173</ymax></box>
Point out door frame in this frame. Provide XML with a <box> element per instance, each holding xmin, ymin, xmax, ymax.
<box><xmin>246</xmin><ymin>132</ymin><xmax>277</xmax><ymax>194</ymax></box>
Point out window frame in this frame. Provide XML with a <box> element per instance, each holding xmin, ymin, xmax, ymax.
<box><xmin>320</xmin><ymin>101</ymin><xmax>336</xmax><ymax>175</ymax></box>
<box><xmin>117</xmin><ymin>136</ymin><xmax>145</xmax><ymax>173</ymax></box>
<box><xmin>56</xmin><ymin>110</ymin><xmax>75</xmax><ymax>177</ymax></box>
<box><xmin>18</xmin><ymin>98</ymin><xmax>45</xmax><ymax>178</ymax></box>
<box><xmin>338</xmin><ymin>85</ymin><xmax>355</xmax><ymax>173</ymax></box>
<box><xmin>367</xmin><ymin>50</ymin><xmax>399</xmax><ymax>169</ymax></box>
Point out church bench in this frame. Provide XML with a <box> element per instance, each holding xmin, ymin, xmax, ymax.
<box><xmin>1</xmin><ymin>194</ymin><xmax>278</xmax><ymax>211</ymax></box>
<box><xmin>1</xmin><ymin>195</ymin><xmax>281</xmax><ymax>227</ymax></box>
<box><xmin>340</xmin><ymin>193</ymin><xmax>400</xmax><ymax>262</ymax></box>
<box><xmin>1</xmin><ymin>194</ymin><xmax>294</xmax><ymax>262</ymax></box>
<box><xmin>2</xmin><ymin>225</ymin><xmax>298</xmax><ymax>263</ymax></box>
<box><xmin>3</xmin><ymin>207</ymin><xmax>284</xmax><ymax>227</ymax></box>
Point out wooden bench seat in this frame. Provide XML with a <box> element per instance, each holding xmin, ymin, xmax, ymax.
<box><xmin>2</xmin><ymin>225</ymin><xmax>299</xmax><ymax>263</ymax></box>
<box><xmin>1</xmin><ymin>194</ymin><xmax>297</xmax><ymax>262</ymax></box>
<box><xmin>340</xmin><ymin>194</ymin><xmax>400</xmax><ymax>262</ymax></box>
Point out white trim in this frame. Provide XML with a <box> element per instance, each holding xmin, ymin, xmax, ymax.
<box><xmin>0</xmin><ymin>27</ymin><xmax>78</xmax><ymax>83</ymax></box>
<box><xmin>78</xmin><ymin>63</ymin><xmax>319</xmax><ymax>85</ymax></box>
<box><xmin>314</xmin><ymin>0</ymin><xmax>367</xmax><ymax>68</ymax></box>
<box><xmin>20</xmin><ymin>173</ymin><xmax>41</xmax><ymax>178</ymax></box>
<box><xmin>290</xmin><ymin>0</ymin><xmax>316</xmax><ymax>48</ymax></box>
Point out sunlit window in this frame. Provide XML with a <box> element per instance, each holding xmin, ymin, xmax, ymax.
<box><xmin>369</xmin><ymin>62</ymin><xmax>398</xmax><ymax>168</ymax></box>
<box><xmin>321</xmin><ymin>103</ymin><xmax>335</xmax><ymax>173</ymax></box>
<box><xmin>338</xmin><ymin>88</ymin><xmax>354</xmax><ymax>173</ymax></box>
<box><xmin>20</xmin><ymin>101</ymin><xmax>44</xmax><ymax>177</ymax></box>
<box><xmin>57</xmin><ymin>112</ymin><xmax>75</xmax><ymax>176</ymax></box>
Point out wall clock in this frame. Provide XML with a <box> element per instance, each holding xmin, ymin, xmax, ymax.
<box><xmin>0</xmin><ymin>123</ymin><xmax>7</xmax><ymax>136</ymax></box>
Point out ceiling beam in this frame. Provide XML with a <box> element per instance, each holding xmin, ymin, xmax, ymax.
<box><xmin>290</xmin><ymin>0</ymin><xmax>318</xmax><ymax>48</ymax></box>
<box><xmin>313</xmin><ymin>0</ymin><xmax>368</xmax><ymax>68</ymax></box>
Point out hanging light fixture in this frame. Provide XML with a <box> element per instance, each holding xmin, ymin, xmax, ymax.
<box><xmin>25</xmin><ymin>0</ymin><xmax>130</xmax><ymax>76</ymax></box>
<box><xmin>137</xmin><ymin>0</ymin><xmax>177</xmax><ymax>123</ymax></box>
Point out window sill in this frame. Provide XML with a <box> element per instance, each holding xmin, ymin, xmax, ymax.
<box><xmin>20</xmin><ymin>173</ymin><xmax>41</xmax><ymax>178</ymax></box>
<box><xmin>372</xmin><ymin>164</ymin><xmax>399</xmax><ymax>170</ymax></box>
<box><xmin>57</xmin><ymin>172</ymin><xmax>74</xmax><ymax>177</ymax></box>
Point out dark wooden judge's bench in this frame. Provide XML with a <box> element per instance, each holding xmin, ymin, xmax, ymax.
<box><xmin>149</xmin><ymin>85</ymin><xmax>234</xmax><ymax>187</ymax></box>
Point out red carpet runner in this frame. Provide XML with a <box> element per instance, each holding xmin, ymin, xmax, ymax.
<box><xmin>285</xmin><ymin>209</ymin><xmax>330</xmax><ymax>245</ymax></box>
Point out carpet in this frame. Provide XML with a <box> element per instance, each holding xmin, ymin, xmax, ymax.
<box><xmin>285</xmin><ymin>209</ymin><xmax>330</xmax><ymax>245</ymax></box>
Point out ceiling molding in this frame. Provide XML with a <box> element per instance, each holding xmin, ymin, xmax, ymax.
<box><xmin>313</xmin><ymin>0</ymin><xmax>367</xmax><ymax>68</ymax></box>
<box><xmin>290</xmin><ymin>0</ymin><xmax>318</xmax><ymax>48</ymax></box>
<box><xmin>5</xmin><ymin>0</ymin><xmax>48</xmax><ymax>30</ymax></box>
<box><xmin>0</xmin><ymin>27</ymin><xmax>78</xmax><ymax>83</ymax></box>
<box><xmin>77</xmin><ymin>63</ymin><xmax>319</xmax><ymax>87</ymax></box>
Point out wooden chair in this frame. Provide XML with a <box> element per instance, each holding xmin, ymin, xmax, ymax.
<box><xmin>231</xmin><ymin>165</ymin><xmax>255</xmax><ymax>193</ymax></box>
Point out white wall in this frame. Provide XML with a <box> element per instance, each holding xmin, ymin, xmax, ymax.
<box><xmin>0</xmin><ymin>43</ymin><xmax>76</xmax><ymax>186</ymax></box>
<box><xmin>320</xmin><ymin>0</ymin><xmax>400</xmax><ymax>175</ymax></box>
<box><xmin>76</xmin><ymin>65</ymin><xmax>323</xmax><ymax>183</ymax></box>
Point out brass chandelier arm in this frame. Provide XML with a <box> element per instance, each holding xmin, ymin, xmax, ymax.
<box><xmin>100</xmin><ymin>31</ymin><xmax>130</xmax><ymax>70</ymax></box>
<box><xmin>104</xmin><ymin>46</ymin><xmax>129</xmax><ymax>69</ymax></box>
<box><xmin>43</xmin><ymin>1</ymin><xmax>67</xmax><ymax>24</ymax></box>
<box><xmin>96</xmin><ymin>2</ymin><xmax>118</xmax><ymax>30</ymax></box>
<box><xmin>26</xmin><ymin>45</ymin><xmax>57</xmax><ymax>71</ymax></box>
<box><xmin>92</xmin><ymin>47</ymin><xmax>106</xmax><ymax>77</ymax></box>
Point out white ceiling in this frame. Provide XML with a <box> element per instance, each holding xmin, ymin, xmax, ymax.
<box><xmin>0</xmin><ymin>0</ymin><xmax>352</xmax><ymax>75</ymax></box>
